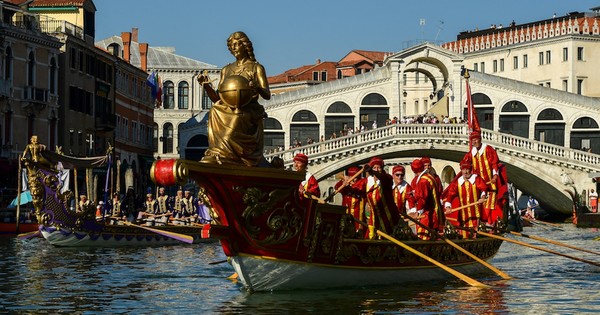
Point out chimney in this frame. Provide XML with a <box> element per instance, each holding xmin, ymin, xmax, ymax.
<box><xmin>131</xmin><ymin>28</ymin><xmax>139</xmax><ymax>42</ymax></box>
<box><xmin>121</xmin><ymin>32</ymin><xmax>131</xmax><ymax>63</ymax></box>
<box><xmin>316</xmin><ymin>59</ymin><xmax>321</xmax><ymax>64</ymax></box>
<box><xmin>139</xmin><ymin>43</ymin><xmax>148</xmax><ymax>72</ymax></box>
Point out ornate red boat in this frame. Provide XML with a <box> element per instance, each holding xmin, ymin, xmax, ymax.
<box><xmin>152</xmin><ymin>159</ymin><xmax>504</xmax><ymax>291</ymax></box>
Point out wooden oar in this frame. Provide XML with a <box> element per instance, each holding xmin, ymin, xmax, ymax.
<box><xmin>209</xmin><ymin>259</ymin><xmax>228</xmax><ymax>265</ymax></box>
<box><xmin>399</xmin><ymin>212</ymin><xmax>511</xmax><ymax>280</ymax></box>
<box><xmin>445</xmin><ymin>199</ymin><xmax>486</xmax><ymax>215</ymax></box>
<box><xmin>523</xmin><ymin>217</ymin><xmax>563</xmax><ymax>230</ymax></box>
<box><xmin>508</xmin><ymin>231</ymin><xmax>600</xmax><ymax>256</ymax></box>
<box><xmin>324</xmin><ymin>165</ymin><xmax>366</xmax><ymax>203</ymax></box>
<box><xmin>469</xmin><ymin>229</ymin><xmax>600</xmax><ymax>268</ymax></box>
<box><xmin>17</xmin><ymin>230</ymin><xmax>41</xmax><ymax>240</ymax></box>
<box><xmin>355</xmin><ymin>219</ymin><xmax>488</xmax><ymax>287</ymax></box>
<box><xmin>122</xmin><ymin>221</ymin><xmax>194</xmax><ymax>244</ymax></box>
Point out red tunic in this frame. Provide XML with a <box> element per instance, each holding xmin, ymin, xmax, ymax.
<box><xmin>465</xmin><ymin>143</ymin><xmax>502</xmax><ymax>224</ymax></box>
<box><xmin>335</xmin><ymin>180</ymin><xmax>366</xmax><ymax>232</ymax></box>
<box><xmin>410</xmin><ymin>171</ymin><xmax>444</xmax><ymax>240</ymax></box>
<box><xmin>350</xmin><ymin>172</ymin><xmax>399</xmax><ymax>239</ymax></box>
<box><xmin>444</xmin><ymin>174</ymin><xmax>488</xmax><ymax>238</ymax></box>
<box><xmin>392</xmin><ymin>180</ymin><xmax>412</xmax><ymax>214</ymax></box>
<box><xmin>300</xmin><ymin>171</ymin><xmax>321</xmax><ymax>201</ymax></box>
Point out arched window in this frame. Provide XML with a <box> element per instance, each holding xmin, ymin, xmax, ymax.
<box><xmin>28</xmin><ymin>51</ymin><xmax>35</xmax><ymax>86</ymax></box>
<box><xmin>50</xmin><ymin>58</ymin><xmax>57</xmax><ymax>94</ymax></box>
<box><xmin>327</xmin><ymin>101</ymin><xmax>352</xmax><ymax>113</ymax></box>
<box><xmin>162</xmin><ymin>123</ymin><xmax>173</xmax><ymax>153</ymax></box>
<box><xmin>573</xmin><ymin>117</ymin><xmax>599</xmax><ymax>129</ymax></box>
<box><xmin>537</xmin><ymin>108</ymin><xmax>563</xmax><ymax>120</ymax></box>
<box><xmin>361</xmin><ymin>93</ymin><xmax>387</xmax><ymax>105</ymax></box>
<box><xmin>107</xmin><ymin>43</ymin><xmax>120</xmax><ymax>57</ymax></box>
<box><xmin>292</xmin><ymin>110</ymin><xmax>318</xmax><ymax>122</ymax></box>
<box><xmin>163</xmin><ymin>81</ymin><xmax>174</xmax><ymax>109</ymax></box>
<box><xmin>4</xmin><ymin>47</ymin><xmax>12</xmax><ymax>80</ymax></box>
<box><xmin>501</xmin><ymin>101</ymin><xmax>528</xmax><ymax>112</ymax></box>
<box><xmin>264</xmin><ymin>117</ymin><xmax>283</xmax><ymax>130</ymax></box>
<box><xmin>264</xmin><ymin>117</ymin><xmax>284</xmax><ymax>152</ymax></box>
<box><xmin>471</xmin><ymin>93</ymin><xmax>492</xmax><ymax>105</ymax></box>
<box><xmin>178</xmin><ymin>81</ymin><xmax>189</xmax><ymax>109</ymax></box>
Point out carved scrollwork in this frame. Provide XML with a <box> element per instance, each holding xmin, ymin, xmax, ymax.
<box><xmin>236</xmin><ymin>186</ymin><xmax>301</xmax><ymax>246</ymax></box>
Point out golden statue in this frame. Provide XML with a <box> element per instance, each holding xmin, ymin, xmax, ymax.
<box><xmin>197</xmin><ymin>31</ymin><xmax>271</xmax><ymax>167</ymax></box>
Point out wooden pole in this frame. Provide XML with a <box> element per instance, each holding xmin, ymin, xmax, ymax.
<box><xmin>324</xmin><ymin>165</ymin><xmax>366</xmax><ymax>203</ymax></box>
<box><xmin>15</xmin><ymin>160</ymin><xmax>22</xmax><ymax>234</ymax></box>
<box><xmin>509</xmin><ymin>231</ymin><xmax>600</xmax><ymax>256</ymax></box>
<box><xmin>355</xmin><ymin>219</ymin><xmax>489</xmax><ymax>287</ymax></box>
<box><xmin>399</xmin><ymin>211</ymin><xmax>511</xmax><ymax>280</ymax></box>
<box><xmin>472</xmin><ymin>229</ymin><xmax>600</xmax><ymax>268</ymax></box>
<box><xmin>445</xmin><ymin>199</ymin><xmax>486</xmax><ymax>215</ymax></box>
<box><xmin>122</xmin><ymin>221</ymin><xmax>194</xmax><ymax>244</ymax></box>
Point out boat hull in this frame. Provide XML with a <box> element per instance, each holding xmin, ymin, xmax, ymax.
<box><xmin>231</xmin><ymin>251</ymin><xmax>497</xmax><ymax>291</ymax></box>
<box><xmin>576</xmin><ymin>213</ymin><xmax>600</xmax><ymax>228</ymax></box>
<box><xmin>0</xmin><ymin>222</ymin><xmax>39</xmax><ymax>236</ymax></box>
<box><xmin>151</xmin><ymin>159</ymin><xmax>505</xmax><ymax>291</ymax></box>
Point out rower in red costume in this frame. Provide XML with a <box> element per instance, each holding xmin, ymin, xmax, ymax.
<box><xmin>463</xmin><ymin>131</ymin><xmax>505</xmax><ymax>226</ymax></box>
<box><xmin>349</xmin><ymin>157</ymin><xmax>399</xmax><ymax>239</ymax></box>
<box><xmin>391</xmin><ymin>165</ymin><xmax>412</xmax><ymax>215</ymax></box>
<box><xmin>444</xmin><ymin>158</ymin><xmax>488</xmax><ymax>238</ymax></box>
<box><xmin>408</xmin><ymin>159</ymin><xmax>444</xmax><ymax>240</ymax></box>
<box><xmin>421</xmin><ymin>157</ymin><xmax>442</xmax><ymax>193</ymax></box>
<box><xmin>293</xmin><ymin>153</ymin><xmax>321</xmax><ymax>201</ymax></box>
<box><xmin>334</xmin><ymin>166</ymin><xmax>366</xmax><ymax>234</ymax></box>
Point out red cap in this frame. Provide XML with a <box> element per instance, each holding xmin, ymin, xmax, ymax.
<box><xmin>293</xmin><ymin>153</ymin><xmax>308</xmax><ymax>165</ymax></box>
<box><xmin>460</xmin><ymin>161</ymin><xmax>472</xmax><ymax>170</ymax></box>
<box><xmin>469</xmin><ymin>131</ymin><xmax>481</xmax><ymax>140</ymax></box>
<box><xmin>421</xmin><ymin>157</ymin><xmax>431</xmax><ymax>165</ymax></box>
<box><xmin>411</xmin><ymin>159</ymin><xmax>424</xmax><ymax>173</ymax></box>
<box><xmin>392</xmin><ymin>165</ymin><xmax>405</xmax><ymax>174</ymax></box>
<box><xmin>347</xmin><ymin>166</ymin><xmax>360</xmax><ymax>176</ymax></box>
<box><xmin>368</xmin><ymin>157</ymin><xmax>384</xmax><ymax>167</ymax></box>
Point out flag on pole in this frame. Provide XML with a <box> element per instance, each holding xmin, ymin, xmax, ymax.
<box><xmin>146</xmin><ymin>71</ymin><xmax>158</xmax><ymax>100</ymax></box>
<box><xmin>465</xmin><ymin>71</ymin><xmax>480</xmax><ymax>136</ymax></box>
<box><xmin>156</xmin><ymin>74</ymin><xmax>163</xmax><ymax>108</ymax></box>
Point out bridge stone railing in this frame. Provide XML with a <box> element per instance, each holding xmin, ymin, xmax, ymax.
<box><xmin>266</xmin><ymin>123</ymin><xmax>600</xmax><ymax>174</ymax></box>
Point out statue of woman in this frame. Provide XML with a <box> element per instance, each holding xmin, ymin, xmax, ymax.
<box><xmin>197</xmin><ymin>31</ymin><xmax>271</xmax><ymax>167</ymax></box>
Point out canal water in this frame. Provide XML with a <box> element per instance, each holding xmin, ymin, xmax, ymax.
<box><xmin>1</xmin><ymin>224</ymin><xmax>600</xmax><ymax>314</ymax></box>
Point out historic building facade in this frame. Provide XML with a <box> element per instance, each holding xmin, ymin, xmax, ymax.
<box><xmin>96</xmin><ymin>30</ymin><xmax>219</xmax><ymax>161</ymax></box>
<box><xmin>0</xmin><ymin>1</ymin><xmax>62</xmax><ymax>189</ymax></box>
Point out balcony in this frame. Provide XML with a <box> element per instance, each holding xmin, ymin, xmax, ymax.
<box><xmin>95</xmin><ymin>112</ymin><xmax>117</xmax><ymax>131</ymax></box>
<box><xmin>23</xmin><ymin>86</ymin><xmax>49</xmax><ymax>103</ymax></box>
<box><xmin>38</xmin><ymin>18</ymin><xmax>84</xmax><ymax>40</ymax></box>
<box><xmin>0</xmin><ymin>79</ymin><xmax>11</xmax><ymax>99</ymax></box>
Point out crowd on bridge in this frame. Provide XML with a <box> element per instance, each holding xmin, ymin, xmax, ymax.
<box><xmin>287</xmin><ymin>130</ymin><xmax>508</xmax><ymax>240</ymax></box>
<box><xmin>266</xmin><ymin>114</ymin><xmax>466</xmax><ymax>155</ymax></box>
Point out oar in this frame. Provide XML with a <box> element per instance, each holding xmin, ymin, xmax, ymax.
<box><xmin>445</xmin><ymin>199</ymin><xmax>486</xmax><ymax>215</ymax></box>
<box><xmin>324</xmin><ymin>165</ymin><xmax>366</xmax><ymax>203</ymax></box>
<box><xmin>17</xmin><ymin>230</ymin><xmax>41</xmax><ymax>240</ymax></box>
<box><xmin>209</xmin><ymin>259</ymin><xmax>228</xmax><ymax>265</ymax></box>
<box><xmin>508</xmin><ymin>231</ymin><xmax>600</xmax><ymax>256</ymax></box>
<box><xmin>399</xmin><ymin>212</ymin><xmax>511</xmax><ymax>280</ymax></box>
<box><xmin>534</xmin><ymin>219</ymin><xmax>562</xmax><ymax>228</ymax></box>
<box><xmin>355</xmin><ymin>219</ymin><xmax>489</xmax><ymax>287</ymax></box>
<box><xmin>122</xmin><ymin>221</ymin><xmax>194</xmax><ymax>244</ymax></box>
<box><xmin>467</xmin><ymin>228</ymin><xmax>600</xmax><ymax>268</ymax></box>
<box><xmin>523</xmin><ymin>217</ymin><xmax>563</xmax><ymax>230</ymax></box>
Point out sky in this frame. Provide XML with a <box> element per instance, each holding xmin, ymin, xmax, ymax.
<box><xmin>95</xmin><ymin>0</ymin><xmax>600</xmax><ymax>76</ymax></box>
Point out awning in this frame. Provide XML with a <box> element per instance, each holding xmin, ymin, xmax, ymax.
<box><xmin>427</xmin><ymin>95</ymin><xmax>449</xmax><ymax>118</ymax></box>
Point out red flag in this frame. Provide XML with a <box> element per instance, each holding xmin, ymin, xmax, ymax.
<box><xmin>465</xmin><ymin>78</ymin><xmax>480</xmax><ymax>136</ymax></box>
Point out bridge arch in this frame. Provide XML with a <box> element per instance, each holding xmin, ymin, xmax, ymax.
<box><xmin>570</xmin><ymin>116</ymin><xmax>600</xmax><ymax>153</ymax></box>
<box><xmin>290</xmin><ymin>110</ymin><xmax>319</xmax><ymax>145</ymax></box>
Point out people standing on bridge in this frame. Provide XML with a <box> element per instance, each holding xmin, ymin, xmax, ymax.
<box><xmin>463</xmin><ymin>131</ymin><xmax>502</xmax><ymax>226</ymax></box>
<box><xmin>589</xmin><ymin>189</ymin><xmax>598</xmax><ymax>213</ymax></box>
<box><xmin>348</xmin><ymin>157</ymin><xmax>399</xmax><ymax>239</ymax></box>
<box><xmin>293</xmin><ymin>153</ymin><xmax>321</xmax><ymax>201</ymax></box>
<box><xmin>409</xmin><ymin>159</ymin><xmax>444</xmax><ymax>240</ymax></box>
<box><xmin>334</xmin><ymin>166</ymin><xmax>366</xmax><ymax>235</ymax></box>
<box><xmin>444</xmin><ymin>159</ymin><xmax>488</xmax><ymax>238</ymax></box>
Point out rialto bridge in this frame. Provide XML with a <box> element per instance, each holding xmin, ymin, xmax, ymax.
<box><xmin>180</xmin><ymin>42</ymin><xmax>600</xmax><ymax>215</ymax></box>
<box><xmin>265</xmin><ymin>124</ymin><xmax>600</xmax><ymax>217</ymax></box>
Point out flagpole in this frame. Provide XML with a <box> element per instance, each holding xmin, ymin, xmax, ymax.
<box><xmin>15</xmin><ymin>159</ymin><xmax>22</xmax><ymax>234</ymax></box>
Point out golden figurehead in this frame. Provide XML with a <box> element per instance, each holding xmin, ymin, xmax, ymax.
<box><xmin>197</xmin><ymin>31</ymin><xmax>271</xmax><ymax>166</ymax></box>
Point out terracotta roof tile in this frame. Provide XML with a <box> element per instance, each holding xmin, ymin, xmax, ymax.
<box><xmin>29</xmin><ymin>0</ymin><xmax>86</xmax><ymax>7</ymax></box>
